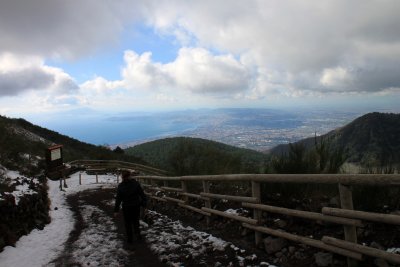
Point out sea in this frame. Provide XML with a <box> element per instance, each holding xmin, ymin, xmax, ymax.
<box><xmin>31</xmin><ymin>108</ymin><xmax>380</xmax><ymax>150</ymax></box>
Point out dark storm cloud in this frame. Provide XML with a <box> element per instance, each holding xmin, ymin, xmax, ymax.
<box><xmin>0</xmin><ymin>0</ymin><xmax>135</xmax><ymax>58</ymax></box>
<box><xmin>0</xmin><ymin>68</ymin><xmax>54</xmax><ymax>96</ymax></box>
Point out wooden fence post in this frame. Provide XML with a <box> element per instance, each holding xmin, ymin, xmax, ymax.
<box><xmin>339</xmin><ymin>183</ymin><xmax>358</xmax><ymax>267</ymax></box>
<box><xmin>252</xmin><ymin>181</ymin><xmax>262</xmax><ymax>247</ymax></box>
<box><xmin>181</xmin><ymin>181</ymin><xmax>188</xmax><ymax>204</ymax></box>
<box><xmin>79</xmin><ymin>172</ymin><xmax>82</xmax><ymax>185</ymax></box>
<box><xmin>63</xmin><ymin>175</ymin><xmax>68</xmax><ymax>188</ymax></box>
<box><xmin>59</xmin><ymin>176</ymin><xmax>62</xmax><ymax>190</ymax></box>
<box><xmin>203</xmin><ymin>180</ymin><xmax>211</xmax><ymax>226</ymax></box>
<box><xmin>96</xmin><ymin>173</ymin><xmax>98</xmax><ymax>184</ymax></box>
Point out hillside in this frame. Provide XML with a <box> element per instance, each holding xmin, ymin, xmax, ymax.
<box><xmin>125</xmin><ymin>137</ymin><xmax>268</xmax><ymax>175</ymax></box>
<box><xmin>0</xmin><ymin>115</ymin><xmax>145</xmax><ymax>175</ymax></box>
<box><xmin>270</xmin><ymin>112</ymin><xmax>400</xmax><ymax>166</ymax></box>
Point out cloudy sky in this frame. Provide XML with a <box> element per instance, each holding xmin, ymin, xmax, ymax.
<box><xmin>1</xmin><ymin>0</ymin><xmax>400</xmax><ymax>120</ymax></box>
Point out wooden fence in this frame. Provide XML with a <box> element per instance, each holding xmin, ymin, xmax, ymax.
<box><xmin>137</xmin><ymin>173</ymin><xmax>400</xmax><ymax>267</ymax></box>
<box><xmin>68</xmin><ymin>159</ymin><xmax>168</xmax><ymax>176</ymax></box>
<box><xmin>68</xmin><ymin>160</ymin><xmax>400</xmax><ymax>266</ymax></box>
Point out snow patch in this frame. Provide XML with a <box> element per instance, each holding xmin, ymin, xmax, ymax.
<box><xmin>10</xmin><ymin>125</ymin><xmax>49</xmax><ymax>144</ymax></box>
<box><xmin>0</xmin><ymin>169</ymin><xmax>40</xmax><ymax>205</ymax></box>
<box><xmin>0</xmin><ymin>172</ymin><xmax>119</xmax><ymax>267</ymax></box>
<box><xmin>225</xmin><ymin>209</ymin><xmax>240</xmax><ymax>215</ymax></box>
<box><xmin>70</xmin><ymin>205</ymin><xmax>128</xmax><ymax>266</ymax></box>
<box><xmin>387</xmin><ymin>247</ymin><xmax>400</xmax><ymax>254</ymax></box>
<box><xmin>1</xmin><ymin>171</ymin><xmax>279</xmax><ymax>267</ymax></box>
<box><xmin>224</xmin><ymin>208</ymin><xmax>250</xmax><ymax>217</ymax></box>
<box><xmin>142</xmin><ymin>210</ymin><xmax>275</xmax><ymax>266</ymax></box>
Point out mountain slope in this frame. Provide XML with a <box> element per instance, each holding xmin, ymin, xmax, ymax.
<box><xmin>270</xmin><ymin>112</ymin><xmax>400</xmax><ymax>165</ymax></box>
<box><xmin>125</xmin><ymin>137</ymin><xmax>268</xmax><ymax>175</ymax></box>
<box><xmin>0</xmin><ymin>115</ymin><xmax>145</xmax><ymax>174</ymax></box>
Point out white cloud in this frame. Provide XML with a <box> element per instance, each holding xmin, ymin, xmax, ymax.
<box><xmin>122</xmin><ymin>51</ymin><xmax>172</xmax><ymax>91</ymax></box>
<box><xmin>1</xmin><ymin>0</ymin><xmax>400</xmax><ymax>113</ymax></box>
<box><xmin>120</xmin><ymin>47</ymin><xmax>251</xmax><ymax>94</ymax></box>
<box><xmin>80</xmin><ymin>77</ymin><xmax>124</xmax><ymax>94</ymax></box>
<box><xmin>76</xmin><ymin>47</ymin><xmax>255</xmax><ymax>110</ymax></box>
<box><xmin>154</xmin><ymin>93</ymin><xmax>176</xmax><ymax>103</ymax></box>
<box><xmin>169</xmin><ymin>48</ymin><xmax>251</xmax><ymax>94</ymax></box>
<box><xmin>0</xmin><ymin>53</ymin><xmax>78</xmax><ymax>97</ymax></box>
<box><xmin>139</xmin><ymin>0</ymin><xmax>400</xmax><ymax>95</ymax></box>
<box><xmin>320</xmin><ymin>67</ymin><xmax>353</xmax><ymax>89</ymax></box>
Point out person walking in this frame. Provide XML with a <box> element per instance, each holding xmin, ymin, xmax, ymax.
<box><xmin>114</xmin><ymin>170</ymin><xmax>147</xmax><ymax>246</ymax></box>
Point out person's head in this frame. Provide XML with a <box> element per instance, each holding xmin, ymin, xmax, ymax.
<box><xmin>121</xmin><ymin>170</ymin><xmax>131</xmax><ymax>180</ymax></box>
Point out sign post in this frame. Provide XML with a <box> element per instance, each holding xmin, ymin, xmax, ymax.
<box><xmin>45</xmin><ymin>145</ymin><xmax>66</xmax><ymax>190</ymax></box>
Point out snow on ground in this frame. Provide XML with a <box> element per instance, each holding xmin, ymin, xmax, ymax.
<box><xmin>387</xmin><ymin>248</ymin><xmax>400</xmax><ymax>254</ymax></box>
<box><xmin>224</xmin><ymin>208</ymin><xmax>249</xmax><ymax>217</ymax></box>
<box><xmin>0</xmin><ymin>169</ymin><xmax>40</xmax><ymax>204</ymax></box>
<box><xmin>0</xmin><ymin>171</ymin><xmax>119</xmax><ymax>267</ymax></box>
<box><xmin>70</xmin><ymin>205</ymin><xmax>129</xmax><ymax>266</ymax></box>
<box><xmin>141</xmin><ymin>210</ymin><xmax>277</xmax><ymax>267</ymax></box>
<box><xmin>1</xmin><ymin>170</ymin><xmax>279</xmax><ymax>267</ymax></box>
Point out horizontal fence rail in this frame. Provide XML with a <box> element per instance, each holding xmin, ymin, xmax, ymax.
<box><xmin>322</xmin><ymin>207</ymin><xmax>400</xmax><ymax>225</ymax></box>
<box><xmin>68</xmin><ymin>159</ymin><xmax>168</xmax><ymax>176</ymax></box>
<box><xmin>139</xmin><ymin>173</ymin><xmax>400</xmax><ymax>185</ymax></box>
<box><xmin>242</xmin><ymin>203</ymin><xmax>363</xmax><ymax>227</ymax></box>
<box><xmin>137</xmin><ymin>173</ymin><xmax>400</xmax><ymax>267</ymax></box>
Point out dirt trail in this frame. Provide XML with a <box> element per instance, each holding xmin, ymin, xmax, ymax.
<box><xmin>52</xmin><ymin>188</ymin><xmax>165</xmax><ymax>267</ymax></box>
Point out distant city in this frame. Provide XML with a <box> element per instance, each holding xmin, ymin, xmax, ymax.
<box><xmin>119</xmin><ymin>108</ymin><xmax>365</xmax><ymax>152</ymax></box>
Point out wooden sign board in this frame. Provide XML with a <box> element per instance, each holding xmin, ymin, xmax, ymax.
<box><xmin>46</xmin><ymin>145</ymin><xmax>64</xmax><ymax>177</ymax></box>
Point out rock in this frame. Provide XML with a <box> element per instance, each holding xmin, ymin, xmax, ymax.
<box><xmin>314</xmin><ymin>252</ymin><xmax>333</xmax><ymax>267</ymax></box>
<box><xmin>263</xmin><ymin>237</ymin><xmax>287</xmax><ymax>254</ymax></box>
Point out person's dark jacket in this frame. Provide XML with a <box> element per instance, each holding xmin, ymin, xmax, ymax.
<box><xmin>114</xmin><ymin>179</ymin><xmax>147</xmax><ymax>212</ymax></box>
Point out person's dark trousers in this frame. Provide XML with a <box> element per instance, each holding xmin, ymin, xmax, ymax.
<box><xmin>122</xmin><ymin>205</ymin><xmax>141</xmax><ymax>243</ymax></box>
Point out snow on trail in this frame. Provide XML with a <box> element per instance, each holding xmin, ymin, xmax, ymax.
<box><xmin>0</xmin><ymin>172</ymin><xmax>118</xmax><ymax>267</ymax></box>
<box><xmin>1</xmin><ymin>170</ymin><xmax>279</xmax><ymax>267</ymax></box>
<box><xmin>141</xmin><ymin>211</ymin><xmax>277</xmax><ymax>267</ymax></box>
<box><xmin>70</xmin><ymin>205</ymin><xmax>128</xmax><ymax>266</ymax></box>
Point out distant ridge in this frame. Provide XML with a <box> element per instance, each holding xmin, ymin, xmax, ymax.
<box><xmin>125</xmin><ymin>137</ymin><xmax>267</xmax><ymax>175</ymax></box>
<box><xmin>270</xmin><ymin>112</ymin><xmax>400</xmax><ymax>164</ymax></box>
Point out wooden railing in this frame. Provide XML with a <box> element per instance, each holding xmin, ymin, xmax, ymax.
<box><xmin>137</xmin><ymin>173</ymin><xmax>400</xmax><ymax>267</ymax></box>
<box><xmin>68</xmin><ymin>159</ymin><xmax>168</xmax><ymax>176</ymax></box>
